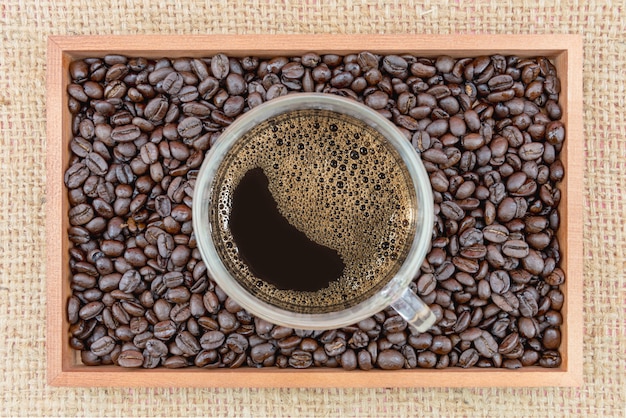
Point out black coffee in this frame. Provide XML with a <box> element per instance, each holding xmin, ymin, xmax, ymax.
<box><xmin>229</xmin><ymin>167</ymin><xmax>345</xmax><ymax>291</ymax></box>
<box><xmin>210</xmin><ymin>109</ymin><xmax>417</xmax><ymax>314</ymax></box>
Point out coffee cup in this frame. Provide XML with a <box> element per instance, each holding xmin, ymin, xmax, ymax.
<box><xmin>193</xmin><ymin>93</ymin><xmax>435</xmax><ymax>333</ymax></box>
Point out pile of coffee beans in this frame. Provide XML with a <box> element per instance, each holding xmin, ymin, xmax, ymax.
<box><xmin>65</xmin><ymin>52</ymin><xmax>565</xmax><ymax>370</ymax></box>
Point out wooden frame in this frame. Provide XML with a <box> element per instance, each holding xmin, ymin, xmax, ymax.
<box><xmin>46</xmin><ymin>34</ymin><xmax>583</xmax><ymax>387</ymax></box>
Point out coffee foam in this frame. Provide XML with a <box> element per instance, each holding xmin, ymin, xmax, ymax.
<box><xmin>211</xmin><ymin>109</ymin><xmax>416</xmax><ymax>314</ymax></box>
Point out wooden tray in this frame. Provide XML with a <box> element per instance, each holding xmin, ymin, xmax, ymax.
<box><xmin>46</xmin><ymin>34</ymin><xmax>583</xmax><ymax>387</ymax></box>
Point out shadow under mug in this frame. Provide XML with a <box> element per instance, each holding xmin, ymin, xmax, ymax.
<box><xmin>193</xmin><ymin>93</ymin><xmax>436</xmax><ymax>333</ymax></box>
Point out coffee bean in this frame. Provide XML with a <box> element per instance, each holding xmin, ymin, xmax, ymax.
<box><xmin>173</xmin><ymin>331</ymin><xmax>200</xmax><ymax>356</ymax></box>
<box><xmin>539</xmin><ymin>350</ymin><xmax>562</xmax><ymax>368</ymax></box>
<box><xmin>90</xmin><ymin>336</ymin><xmax>116</xmax><ymax>356</ymax></box>
<box><xmin>415</xmin><ymin>350</ymin><xmax>436</xmax><ymax>368</ymax></box>
<box><xmin>518</xmin><ymin>142</ymin><xmax>544</xmax><ymax>161</ymax></box>
<box><xmin>452</xmin><ymin>256</ymin><xmax>479</xmax><ymax>274</ymax></box>
<box><xmin>118</xmin><ymin>269</ymin><xmax>141</xmax><ymax>293</ymax></box>
<box><xmin>492</xmin><ymin>291</ymin><xmax>520</xmax><ymax>315</ymax></box>
<box><xmin>430</xmin><ymin>335</ymin><xmax>452</xmax><ymax>355</ymax></box>
<box><xmin>289</xmin><ymin>350</ymin><xmax>313</xmax><ymax>369</ymax></box>
<box><xmin>458</xmin><ymin>348</ymin><xmax>479</xmax><ymax>368</ymax></box>
<box><xmin>542</xmin><ymin>327</ymin><xmax>562</xmax><ymax>350</ymax></box>
<box><xmin>483</xmin><ymin>224</ymin><xmax>509</xmax><ymax>243</ymax></box>
<box><xmin>167</xmin><ymin>302</ymin><xmax>190</xmax><ymax>323</ymax></box>
<box><xmin>216</xmin><ymin>310</ymin><xmax>238</xmax><ymax>333</ymax></box>
<box><xmin>151</xmin><ymin>320</ymin><xmax>175</xmax><ymax>341</ymax></box>
<box><xmin>176</xmin><ymin>117</ymin><xmax>202</xmax><ymax>139</ymax></box>
<box><xmin>473</xmin><ymin>331</ymin><xmax>498</xmax><ymax>358</ymax></box>
<box><xmin>522</xmin><ymin>249</ymin><xmax>545</xmax><ymax>275</ymax></box>
<box><xmin>324</xmin><ymin>337</ymin><xmax>347</xmax><ymax>357</ymax></box>
<box><xmin>79</xmin><ymin>301</ymin><xmax>104</xmax><ymax>320</ymax></box>
<box><xmin>117</xmin><ymin>350</ymin><xmax>144</xmax><ymax>368</ymax></box>
<box><xmin>163</xmin><ymin>355</ymin><xmax>189</xmax><ymax>369</ymax></box>
<box><xmin>518</xmin><ymin>290</ymin><xmax>539</xmax><ymax>318</ymax></box>
<box><xmin>460</xmin><ymin>244</ymin><xmax>487</xmax><ymax>259</ymax></box>
<box><xmin>249</xmin><ymin>342</ymin><xmax>276</xmax><ymax>364</ymax></box>
<box><xmin>502</xmin><ymin>239</ymin><xmax>530</xmax><ymax>258</ymax></box>
<box><xmin>440</xmin><ymin>201</ymin><xmax>464</xmax><ymax>221</ymax></box>
<box><xmin>546</xmin><ymin>267</ymin><xmax>565</xmax><ymax>286</ymax></box>
<box><xmin>69</xmin><ymin>203</ymin><xmax>95</xmax><ymax>226</ymax></box>
<box><xmin>376</xmin><ymin>349</ymin><xmax>404</xmax><ymax>370</ymax></box>
<box><xmin>417</xmin><ymin>273</ymin><xmax>436</xmax><ymax>296</ymax></box>
<box><xmin>488</xmin><ymin>270</ymin><xmax>510</xmax><ymax>294</ymax></box>
<box><xmin>383</xmin><ymin>315</ymin><xmax>408</xmax><ymax>333</ymax></box>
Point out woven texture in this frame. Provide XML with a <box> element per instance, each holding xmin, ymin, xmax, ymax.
<box><xmin>1</xmin><ymin>0</ymin><xmax>624</xmax><ymax>416</ymax></box>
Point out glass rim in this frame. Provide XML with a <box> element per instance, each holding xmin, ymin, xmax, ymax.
<box><xmin>192</xmin><ymin>93</ymin><xmax>434</xmax><ymax>330</ymax></box>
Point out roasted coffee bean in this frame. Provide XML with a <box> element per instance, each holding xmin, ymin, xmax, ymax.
<box><xmin>117</xmin><ymin>350</ymin><xmax>144</xmax><ymax>368</ymax></box>
<box><xmin>459</xmin><ymin>227</ymin><xmax>483</xmax><ymax>247</ymax></box>
<box><xmin>483</xmin><ymin>224</ymin><xmax>509</xmax><ymax>243</ymax></box>
<box><xmin>501</xmin><ymin>240</ymin><xmax>529</xmax><ymax>258</ymax></box>
<box><xmin>428</xmin><ymin>335</ymin><xmax>451</xmax><ymax>355</ymax></box>
<box><xmin>542</xmin><ymin>327</ymin><xmax>562</xmax><ymax>350</ymax></box>
<box><xmin>250</xmin><ymin>342</ymin><xmax>276</xmax><ymax>364</ymax></box>
<box><xmin>226</xmin><ymin>333</ymin><xmax>249</xmax><ymax>354</ymax></box>
<box><xmin>69</xmin><ymin>203</ymin><xmax>94</xmax><ymax>226</ymax></box>
<box><xmin>130</xmin><ymin>317</ymin><xmax>149</xmax><ymax>335</ymax></box>
<box><xmin>197</xmin><ymin>316</ymin><xmax>218</xmax><ymax>331</ymax></box>
<box><xmin>488</xmin><ymin>270</ymin><xmax>510</xmax><ymax>294</ymax></box>
<box><xmin>522</xmin><ymin>249</ymin><xmax>545</xmax><ymax>275</ymax></box>
<box><xmin>452</xmin><ymin>256</ymin><xmax>479</xmax><ymax>274</ymax></box>
<box><xmin>376</xmin><ymin>349</ymin><xmax>405</xmax><ymax>370</ymax></box>
<box><xmin>80</xmin><ymin>350</ymin><xmax>101</xmax><ymax>366</ymax></box>
<box><xmin>460</xmin><ymin>244</ymin><xmax>487</xmax><ymax>259</ymax></box>
<box><xmin>520</xmin><ymin>350</ymin><xmax>539</xmax><ymax>367</ymax></box>
<box><xmin>324</xmin><ymin>337</ymin><xmax>347</xmax><ymax>357</ymax></box>
<box><xmin>440</xmin><ymin>201</ymin><xmax>465</xmax><ymax>221</ymax></box>
<box><xmin>217</xmin><ymin>310</ymin><xmax>238</xmax><ymax>333</ymax></box>
<box><xmin>67</xmin><ymin>296</ymin><xmax>81</xmax><ymax>324</ymax></box>
<box><xmin>544</xmin><ymin>120</ymin><xmax>566</xmax><ymax>145</ymax></box>
<box><xmin>109</xmin><ymin>124</ymin><xmax>140</xmax><ymax>143</ymax></box>
<box><xmin>417</xmin><ymin>273</ymin><xmax>437</xmax><ymax>296</ymax></box>
<box><xmin>539</xmin><ymin>350</ymin><xmax>562</xmax><ymax>368</ymax></box>
<box><xmin>546</xmin><ymin>267</ymin><xmax>565</xmax><ymax>286</ymax></box>
<box><xmin>458</xmin><ymin>348</ymin><xmax>479</xmax><ymax>368</ymax></box>
<box><xmin>337</xmin><ymin>349</ymin><xmax>357</xmax><ymax>370</ymax></box>
<box><xmin>473</xmin><ymin>331</ymin><xmax>498</xmax><ymax>358</ymax></box>
<box><xmin>517</xmin><ymin>317</ymin><xmax>539</xmax><ymax>338</ymax></box>
<box><xmin>208</xmin><ymin>54</ymin><xmax>230</xmax><ymax>80</ymax></box>
<box><xmin>79</xmin><ymin>301</ymin><xmax>104</xmax><ymax>320</ymax></box>
<box><xmin>90</xmin><ymin>336</ymin><xmax>116</xmax><ymax>356</ymax></box>
<box><xmin>352</xmin><ymin>349</ymin><xmax>373</xmax><ymax>370</ymax></box>
<box><xmin>492</xmin><ymin>291</ymin><xmax>520</xmax><ymax>314</ymax></box>
<box><xmin>175</xmin><ymin>331</ymin><xmax>200</xmax><ymax>356</ymax></box>
<box><xmin>202</xmin><ymin>291</ymin><xmax>220</xmax><ymax>315</ymax></box>
<box><xmin>383</xmin><ymin>315</ymin><xmax>407</xmax><ymax>334</ymax></box>
<box><xmin>163</xmin><ymin>355</ymin><xmax>188</xmax><ymax>369</ymax></box>
<box><xmin>118</xmin><ymin>269</ymin><xmax>141</xmax><ymax>293</ymax></box>
<box><xmin>415</xmin><ymin>350</ymin><xmax>436</xmax><ymax>368</ymax></box>
<box><xmin>169</xmin><ymin>303</ymin><xmax>190</xmax><ymax>323</ymax></box>
<box><xmin>289</xmin><ymin>350</ymin><xmax>313</xmax><ymax>369</ymax></box>
<box><xmin>544</xmin><ymin>310</ymin><xmax>563</xmax><ymax>327</ymax></box>
<box><xmin>177</xmin><ymin>117</ymin><xmax>202</xmax><ymax>138</ymax></box>
<box><xmin>518</xmin><ymin>290</ymin><xmax>539</xmax><ymax>318</ymax></box>
<box><xmin>153</xmin><ymin>319</ymin><xmax>176</xmax><ymax>340</ymax></box>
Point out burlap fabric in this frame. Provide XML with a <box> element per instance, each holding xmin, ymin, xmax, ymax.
<box><xmin>1</xmin><ymin>0</ymin><xmax>624</xmax><ymax>416</ymax></box>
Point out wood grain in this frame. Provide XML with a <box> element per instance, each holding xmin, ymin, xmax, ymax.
<box><xmin>46</xmin><ymin>34</ymin><xmax>583</xmax><ymax>387</ymax></box>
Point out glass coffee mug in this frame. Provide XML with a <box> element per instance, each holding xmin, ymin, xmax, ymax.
<box><xmin>193</xmin><ymin>93</ymin><xmax>436</xmax><ymax>333</ymax></box>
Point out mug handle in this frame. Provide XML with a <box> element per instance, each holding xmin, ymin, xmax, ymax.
<box><xmin>391</xmin><ymin>288</ymin><xmax>436</xmax><ymax>333</ymax></box>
